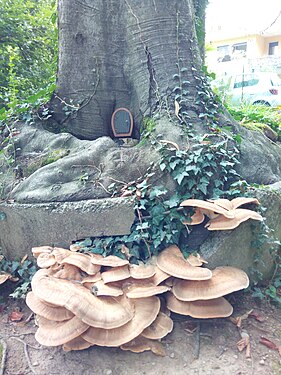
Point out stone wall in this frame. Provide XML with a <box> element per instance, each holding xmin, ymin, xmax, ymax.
<box><xmin>0</xmin><ymin>198</ymin><xmax>135</xmax><ymax>259</ymax></box>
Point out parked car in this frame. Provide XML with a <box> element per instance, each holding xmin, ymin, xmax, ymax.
<box><xmin>211</xmin><ymin>72</ymin><xmax>281</xmax><ymax>107</ymax></box>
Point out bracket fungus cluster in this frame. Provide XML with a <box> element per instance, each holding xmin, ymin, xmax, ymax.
<box><xmin>180</xmin><ymin>197</ymin><xmax>263</xmax><ymax>230</ymax></box>
<box><xmin>27</xmin><ymin>244</ymin><xmax>249</xmax><ymax>355</ymax></box>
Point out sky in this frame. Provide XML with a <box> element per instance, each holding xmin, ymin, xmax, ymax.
<box><xmin>206</xmin><ymin>0</ymin><xmax>281</xmax><ymax>41</ymax></box>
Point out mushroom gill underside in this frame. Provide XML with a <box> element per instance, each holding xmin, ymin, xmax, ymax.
<box><xmin>27</xmin><ymin>245</ymin><xmax>249</xmax><ymax>356</ymax></box>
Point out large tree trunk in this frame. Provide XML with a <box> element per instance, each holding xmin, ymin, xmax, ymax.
<box><xmin>52</xmin><ymin>0</ymin><xmax>203</xmax><ymax>140</ymax></box>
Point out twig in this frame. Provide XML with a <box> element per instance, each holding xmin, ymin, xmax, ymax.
<box><xmin>10</xmin><ymin>337</ymin><xmax>41</xmax><ymax>375</ymax></box>
<box><xmin>194</xmin><ymin>321</ymin><xmax>201</xmax><ymax>359</ymax></box>
<box><xmin>0</xmin><ymin>339</ymin><xmax>7</xmax><ymax>375</ymax></box>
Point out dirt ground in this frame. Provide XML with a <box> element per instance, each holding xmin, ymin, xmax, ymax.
<box><xmin>0</xmin><ymin>293</ymin><xmax>280</xmax><ymax>375</ymax></box>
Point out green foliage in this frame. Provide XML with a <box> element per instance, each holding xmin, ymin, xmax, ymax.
<box><xmin>0</xmin><ymin>0</ymin><xmax>57</xmax><ymax>177</ymax></box>
<box><xmin>0</xmin><ymin>0</ymin><xmax>57</xmax><ymax>106</ymax></box>
<box><xmin>139</xmin><ymin>117</ymin><xmax>157</xmax><ymax>145</ymax></box>
<box><xmin>228</xmin><ymin>104</ymin><xmax>281</xmax><ymax>141</ymax></box>
<box><xmin>76</xmin><ymin>134</ymin><xmax>244</xmax><ymax>262</ymax></box>
<box><xmin>0</xmin><ymin>254</ymin><xmax>37</xmax><ymax>298</ymax></box>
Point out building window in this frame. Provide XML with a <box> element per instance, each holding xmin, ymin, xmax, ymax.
<box><xmin>217</xmin><ymin>45</ymin><xmax>231</xmax><ymax>62</ymax></box>
<box><xmin>232</xmin><ymin>42</ymin><xmax>247</xmax><ymax>57</ymax></box>
<box><xmin>268</xmin><ymin>41</ymin><xmax>279</xmax><ymax>55</ymax></box>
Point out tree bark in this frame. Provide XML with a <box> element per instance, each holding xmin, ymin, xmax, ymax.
<box><xmin>51</xmin><ymin>0</ymin><xmax>204</xmax><ymax>140</ymax></box>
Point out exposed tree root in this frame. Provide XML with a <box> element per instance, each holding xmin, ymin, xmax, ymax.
<box><xmin>0</xmin><ymin>339</ymin><xmax>7</xmax><ymax>375</ymax></box>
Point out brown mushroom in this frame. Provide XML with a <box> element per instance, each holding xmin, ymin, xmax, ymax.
<box><xmin>50</xmin><ymin>263</ymin><xmax>82</xmax><ymax>281</ymax></box>
<box><xmin>150</xmin><ymin>266</ymin><xmax>171</xmax><ymax>285</ymax></box>
<box><xmin>0</xmin><ymin>272</ymin><xmax>18</xmax><ymax>284</ymax></box>
<box><xmin>101</xmin><ymin>265</ymin><xmax>130</xmax><ymax>284</ymax></box>
<box><xmin>62</xmin><ymin>336</ymin><xmax>92</xmax><ymax>352</ymax></box>
<box><xmin>166</xmin><ymin>293</ymin><xmax>233</xmax><ymax>318</ymax></box>
<box><xmin>183</xmin><ymin>208</ymin><xmax>205</xmax><ymax>225</ymax></box>
<box><xmin>87</xmin><ymin>280</ymin><xmax>123</xmax><ymax>297</ymax></box>
<box><xmin>52</xmin><ymin>247</ymin><xmax>72</xmax><ymax>263</ymax></box>
<box><xmin>172</xmin><ymin>266</ymin><xmax>249</xmax><ymax>301</ymax></box>
<box><xmin>120</xmin><ymin>336</ymin><xmax>166</xmax><ymax>356</ymax></box>
<box><xmin>125</xmin><ymin>283</ymin><xmax>170</xmax><ymax>299</ymax></box>
<box><xmin>141</xmin><ymin>311</ymin><xmax>173</xmax><ymax>339</ymax></box>
<box><xmin>205</xmin><ymin>208</ymin><xmax>263</xmax><ymax>231</ymax></box>
<box><xmin>208</xmin><ymin>197</ymin><xmax>259</xmax><ymax>211</ymax></box>
<box><xmin>180</xmin><ymin>199</ymin><xmax>235</xmax><ymax>218</ymax></box>
<box><xmin>81</xmin><ymin>272</ymin><xmax>102</xmax><ymax>284</ymax></box>
<box><xmin>31</xmin><ymin>246</ymin><xmax>53</xmax><ymax>258</ymax></box>
<box><xmin>82</xmin><ymin>296</ymin><xmax>160</xmax><ymax>347</ymax></box>
<box><xmin>26</xmin><ymin>291</ymin><xmax>74</xmax><ymax>321</ymax></box>
<box><xmin>37</xmin><ymin>253</ymin><xmax>56</xmax><ymax>268</ymax></box>
<box><xmin>129</xmin><ymin>263</ymin><xmax>156</xmax><ymax>279</ymax></box>
<box><xmin>35</xmin><ymin>315</ymin><xmax>89</xmax><ymax>346</ymax></box>
<box><xmin>61</xmin><ymin>253</ymin><xmax>100</xmax><ymax>275</ymax></box>
<box><xmin>156</xmin><ymin>245</ymin><xmax>212</xmax><ymax>280</ymax></box>
<box><xmin>91</xmin><ymin>254</ymin><xmax>129</xmax><ymax>267</ymax></box>
<box><xmin>31</xmin><ymin>269</ymin><xmax>134</xmax><ymax>329</ymax></box>
<box><xmin>186</xmin><ymin>254</ymin><xmax>208</xmax><ymax>267</ymax></box>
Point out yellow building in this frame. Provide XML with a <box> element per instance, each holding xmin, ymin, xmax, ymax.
<box><xmin>206</xmin><ymin>3</ymin><xmax>281</xmax><ymax>76</ymax></box>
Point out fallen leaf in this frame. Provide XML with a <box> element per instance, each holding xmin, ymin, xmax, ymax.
<box><xmin>260</xmin><ymin>337</ymin><xmax>281</xmax><ymax>355</ymax></box>
<box><xmin>236</xmin><ymin>331</ymin><xmax>251</xmax><ymax>358</ymax></box>
<box><xmin>249</xmin><ymin>310</ymin><xmax>265</xmax><ymax>322</ymax></box>
<box><xmin>230</xmin><ymin>310</ymin><xmax>253</xmax><ymax>327</ymax></box>
<box><xmin>9</xmin><ymin>310</ymin><xmax>24</xmax><ymax>322</ymax></box>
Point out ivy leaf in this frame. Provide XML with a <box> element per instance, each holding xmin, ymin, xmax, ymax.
<box><xmin>197</xmin><ymin>183</ymin><xmax>208</xmax><ymax>195</ymax></box>
<box><xmin>136</xmin><ymin>222</ymin><xmax>149</xmax><ymax>230</ymax></box>
<box><xmin>164</xmin><ymin>195</ymin><xmax>180</xmax><ymax>208</ymax></box>
<box><xmin>159</xmin><ymin>163</ymin><xmax>166</xmax><ymax>171</ymax></box>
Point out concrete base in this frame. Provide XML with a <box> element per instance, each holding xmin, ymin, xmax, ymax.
<box><xmin>0</xmin><ymin>198</ymin><xmax>135</xmax><ymax>259</ymax></box>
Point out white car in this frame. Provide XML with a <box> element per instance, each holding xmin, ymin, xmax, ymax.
<box><xmin>212</xmin><ymin>72</ymin><xmax>281</xmax><ymax>107</ymax></box>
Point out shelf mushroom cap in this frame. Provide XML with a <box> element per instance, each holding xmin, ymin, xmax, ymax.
<box><xmin>129</xmin><ymin>263</ymin><xmax>156</xmax><ymax>279</ymax></box>
<box><xmin>31</xmin><ymin>246</ymin><xmax>53</xmax><ymax>258</ymax></box>
<box><xmin>180</xmin><ymin>199</ymin><xmax>235</xmax><ymax>218</ymax></box>
<box><xmin>37</xmin><ymin>253</ymin><xmax>56</xmax><ymax>268</ymax></box>
<box><xmin>50</xmin><ymin>263</ymin><xmax>83</xmax><ymax>281</ymax></box>
<box><xmin>101</xmin><ymin>265</ymin><xmax>130</xmax><ymax>284</ymax></box>
<box><xmin>156</xmin><ymin>245</ymin><xmax>212</xmax><ymax>280</ymax></box>
<box><xmin>88</xmin><ymin>279</ymin><xmax>123</xmax><ymax>297</ymax></box>
<box><xmin>91</xmin><ymin>254</ymin><xmax>129</xmax><ymax>267</ymax></box>
<box><xmin>150</xmin><ymin>266</ymin><xmax>171</xmax><ymax>285</ymax></box>
<box><xmin>81</xmin><ymin>272</ymin><xmax>102</xmax><ymax>284</ymax></box>
<box><xmin>35</xmin><ymin>315</ymin><xmax>89</xmax><ymax>346</ymax></box>
<box><xmin>166</xmin><ymin>293</ymin><xmax>233</xmax><ymax>318</ymax></box>
<box><xmin>0</xmin><ymin>272</ymin><xmax>18</xmax><ymax>284</ymax></box>
<box><xmin>120</xmin><ymin>336</ymin><xmax>166</xmax><ymax>356</ymax></box>
<box><xmin>61</xmin><ymin>253</ymin><xmax>100</xmax><ymax>275</ymax></box>
<box><xmin>125</xmin><ymin>283</ymin><xmax>170</xmax><ymax>299</ymax></box>
<box><xmin>141</xmin><ymin>311</ymin><xmax>173</xmax><ymax>339</ymax></box>
<box><xmin>205</xmin><ymin>208</ymin><xmax>263</xmax><ymax>231</ymax></box>
<box><xmin>82</xmin><ymin>296</ymin><xmax>160</xmax><ymax>347</ymax></box>
<box><xmin>62</xmin><ymin>336</ymin><xmax>92</xmax><ymax>352</ymax></box>
<box><xmin>52</xmin><ymin>247</ymin><xmax>72</xmax><ymax>262</ymax></box>
<box><xmin>183</xmin><ymin>208</ymin><xmax>205</xmax><ymax>225</ymax></box>
<box><xmin>172</xmin><ymin>266</ymin><xmax>249</xmax><ymax>301</ymax></box>
<box><xmin>26</xmin><ymin>291</ymin><xmax>74</xmax><ymax>321</ymax></box>
<box><xmin>208</xmin><ymin>197</ymin><xmax>260</xmax><ymax>211</ymax></box>
<box><xmin>31</xmin><ymin>269</ymin><xmax>134</xmax><ymax>329</ymax></box>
